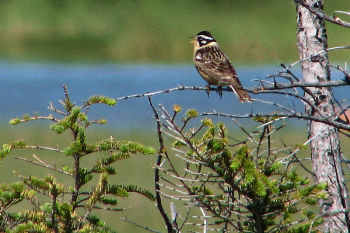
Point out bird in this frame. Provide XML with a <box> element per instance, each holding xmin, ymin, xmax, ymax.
<box><xmin>337</xmin><ymin>106</ymin><xmax>350</xmax><ymax>133</ymax></box>
<box><xmin>191</xmin><ymin>30</ymin><xmax>251</xmax><ymax>102</ymax></box>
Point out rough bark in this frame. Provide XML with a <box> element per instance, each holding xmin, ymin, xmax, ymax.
<box><xmin>296</xmin><ymin>0</ymin><xmax>350</xmax><ymax>232</ymax></box>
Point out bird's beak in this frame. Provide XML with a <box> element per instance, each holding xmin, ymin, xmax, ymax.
<box><xmin>189</xmin><ymin>35</ymin><xmax>196</xmax><ymax>44</ymax></box>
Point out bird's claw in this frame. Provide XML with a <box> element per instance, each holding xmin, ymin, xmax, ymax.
<box><xmin>206</xmin><ymin>85</ymin><xmax>211</xmax><ymax>97</ymax></box>
<box><xmin>216</xmin><ymin>86</ymin><xmax>223</xmax><ymax>99</ymax></box>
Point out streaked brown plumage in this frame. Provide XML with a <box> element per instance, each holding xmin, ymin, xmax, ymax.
<box><xmin>191</xmin><ymin>31</ymin><xmax>251</xmax><ymax>102</ymax></box>
<box><xmin>337</xmin><ymin>107</ymin><xmax>350</xmax><ymax>133</ymax></box>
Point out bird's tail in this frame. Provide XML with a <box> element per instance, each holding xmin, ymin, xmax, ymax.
<box><xmin>228</xmin><ymin>85</ymin><xmax>252</xmax><ymax>103</ymax></box>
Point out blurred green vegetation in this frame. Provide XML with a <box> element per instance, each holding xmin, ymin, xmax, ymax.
<box><xmin>1</xmin><ymin>123</ymin><xmax>350</xmax><ymax>232</ymax></box>
<box><xmin>0</xmin><ymin>0</ymin><xmax>349</xmax><ymax>64</ymax></box>
<box><xmin>0</xmin><ymin>125</ymin><xmax>161</xmax><ymax>232</ymax></box>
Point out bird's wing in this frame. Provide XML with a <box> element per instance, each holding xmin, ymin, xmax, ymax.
<box><xmin>195</xmin><ymin>45</ymin><xmax>252</xmax><ymax>102</ymax></box>
<box><xmin>195</xmin><ymin>46</ymin><xmax>241</xmax><ymax>86</ymax></box>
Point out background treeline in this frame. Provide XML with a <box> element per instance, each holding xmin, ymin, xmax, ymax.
<box><xmin>0</xmin><ymin>0</ymin><xmax>349</xmax><ymax>63</ymax></box>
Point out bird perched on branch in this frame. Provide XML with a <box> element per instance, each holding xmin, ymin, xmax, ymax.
<box><xmin>191</xmin><ymin>30</ymin><xmax>251</xmax><ymax>102</ymax></box>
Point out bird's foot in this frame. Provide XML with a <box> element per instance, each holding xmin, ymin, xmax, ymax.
<box><xmin>206</xmin><ymin>85</ymin><xmax>211</xmax><ymax>97</ymax></box>
<box><xmin>216</xmin><ymin>86</ymin><xmax>223</xmax><ymax>99</ymax></box>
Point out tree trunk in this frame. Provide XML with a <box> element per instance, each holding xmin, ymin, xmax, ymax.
<box><xmin>296</xmin><ymin>1</ymin><xmax>350</xmax><ymax>232</ymax></box>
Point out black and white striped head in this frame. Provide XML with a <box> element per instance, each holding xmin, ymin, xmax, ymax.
<box><xmin>196</xmin><ymin>31</ymin><xmax>216</xmax><ymax>47</ymax></box>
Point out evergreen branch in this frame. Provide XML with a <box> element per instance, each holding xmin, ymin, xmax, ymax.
<box><xmin>83</xmin><ymin>95</ymin><xmax>117</xmax><ymax>108</ymax></box>
<box><xmin>85</xmin><ymin>119</ymin><xmax>107</xmax><ymax>127</ymax></box>
<box><xmin>1</xmin><ymin>85</ymin><xmax>159</xmax><ymax>232</ymax></box>
<box><xmin>117</xmin><ymin>184</ymin><xmax>156</xmax><ymax>200</ymax></box>
<box><xmin>9</xmin><ymin>115</ymin><xmax>59</xmax><ymax>125</ymax></box>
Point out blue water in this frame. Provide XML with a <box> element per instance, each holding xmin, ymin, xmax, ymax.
<box><xmin>0</xmin><ymin>62</ymin><xmax>348</xmax><ymax>129</ymax></box>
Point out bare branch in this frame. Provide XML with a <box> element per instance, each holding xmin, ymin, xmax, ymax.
<box><xmin>114</xmin><ymin>78</ymin><xmax>349</xmax><ymax>102</ymax></box>
<box><xmin>170</xmin><ymin>202</ymin><xmax>179</xmax><ymax>230</ymax></box>
<box><xmin>295</xmin><ymin>0</ymin><xmax>350</xmax><ymax>28</ymax></box>
<box><xmin>117</xmin><ymin>85</ymin><xmax>208</xmax><ymax>101</ymax></box>
<box><xmin>200</xmin><ymin>207</ymin><xmax>208</xmax><ymax>233</ymax></box>
<box><xmin>17</xmin><ymin>145</ymin><xmax>63</xmax><ymax>153</ymax></box>
<box><xmin>148</xmin><ymin>96</ymin><xmax>177</xmax><ymax>233</ymax></box>
<box><xmin>201</xmin><ymin>111</ymin><xmax>350</xmax><ymax>131</ymax></box>
<box><xmin>14</xmin><ymin>155</ymin><xmax>72</xmax><ymax>176</ymax></box>
<box><xmin>121</xmin><ymin>217</ymin><xmax>163</xmax><ymax>233</ymax></box>
<box><xmin>253</xmin><ymin>79</ymin><xmax>349</xmax><ymax>92</ymax></box>
<box><xmin>330</xmin><ymin>64</ymin><xmax>350</xmax><ymax>82</ymax></box>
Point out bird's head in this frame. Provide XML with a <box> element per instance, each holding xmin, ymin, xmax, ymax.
<box><xmin>190</xmin><ymin>31</ymin><xmax>217</xmax><ymax>49</ymax></box>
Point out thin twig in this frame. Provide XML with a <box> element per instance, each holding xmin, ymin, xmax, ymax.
<box><xmin>295</xmin><ymin>0</ymin><xmax>350</xmax><ymax>28</ymax></box>
<box><xmin>114</xmin><ymin>79</ymin><xmax>349</xmax><ymax>102</ymax></box>
<box><xmin>148</xmin><ymin>96</ymin><xmax>176</xmax><ymax>233</ymax></box>
<box><xmin>200</xmin><ymin>207</ymin><xmax>207</xmax><ymax>233</ymax></box>
<box><xmin>121</xmin><ymin>217</ymin><xmax>163</xmax><ymax>233</ymax></box>
<box><xmin>22</xmin><ymin>145</ymin><xmax>62</xmax><ymax>153</ymax></box>
<box><xmin>14</xmin><ymin>156</ymin><xmax>72</xmax><ymax>176</ymax></box>
<box><xmin>201</xmin><ymin>112</ymin><xmax>350</xmax><ymax>131</ymax></box>
<box><xmin>282</xmin><ymin>46</ymin><xmax>350</xmax><ymax>71</ymax></box>
<box><xmin>253</xmin><ymin>80</ymin><xmax>349</xmax><ymax>92</ymax></box>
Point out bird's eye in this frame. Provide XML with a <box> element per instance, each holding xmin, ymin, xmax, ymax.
<box><xmin>201</xmin><ymin>40</ymin><xmax>207</xmax><ymax>45</ymax></box>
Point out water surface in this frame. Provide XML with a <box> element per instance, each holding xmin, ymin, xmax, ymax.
<box><xmin>0</xmin><ymin>62</ymin><xmax>348</xmax><ymax>129</ymax></box>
